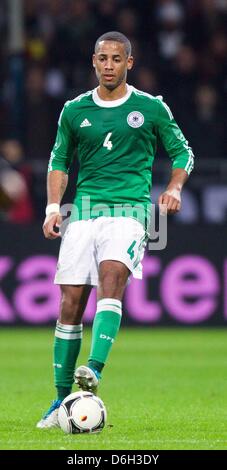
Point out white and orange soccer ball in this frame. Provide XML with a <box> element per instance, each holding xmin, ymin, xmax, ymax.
<box><xmin>58</xmin><ymin>391</ymin><xmax>107</xmax><ymax>434</ymax></box>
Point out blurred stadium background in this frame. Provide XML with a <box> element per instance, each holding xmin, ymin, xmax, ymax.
<box><xmin>0</xmin><ymin>0</ymin><xmax>227</xmax><ymax>327</ymax></box>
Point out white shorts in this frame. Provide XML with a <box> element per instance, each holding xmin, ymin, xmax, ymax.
<box><xmin>54</xmin><ymin>216</ymin><xmax>147</xmax><ymax>286</ymax></box>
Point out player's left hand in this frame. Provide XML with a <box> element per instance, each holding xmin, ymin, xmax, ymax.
<box><xmin>158</xmin><ymin>188</ymin><xmax>181</xmax><ymax>215</ymax></box>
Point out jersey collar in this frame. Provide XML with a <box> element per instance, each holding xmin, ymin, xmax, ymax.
<box><xmin>92</xmin><ymin>84</ymin><xmax>133</xmax><ymax>108</ymax></box>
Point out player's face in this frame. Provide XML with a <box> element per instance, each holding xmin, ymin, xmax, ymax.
<box><xmin>93</xmin><ymin>41</ymin><xmax>133</xmax><ymax>90</ymax></box>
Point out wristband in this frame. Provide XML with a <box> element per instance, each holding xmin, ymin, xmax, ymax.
<box><xmin>45</xmin><ymin>203</ymin><xmax>60</xmax><ymax>216</ymax></box>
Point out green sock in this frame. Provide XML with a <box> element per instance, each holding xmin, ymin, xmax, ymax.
<box><xmin>88</xmin><ymin>298</ymin><xmax>122</xmax><ymax>370</ymax></box>
<box><xmin>88</xmin><ymin>359</ymin><xmax>104</xmax><ymax>374</ymax></box>
<box><xmin>54</xmin><ymin>321</ymin><xmax>83</xmax><ymax>400</ymax></box>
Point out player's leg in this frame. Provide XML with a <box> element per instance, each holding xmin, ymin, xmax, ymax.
<box><xmin>75</xmin><ymin>216</ymin><xmax>147</xmax><ymax>393</ymax></box>
<box><xmin>89</xmin><ymin>260</ymin><xmax>129</xmax><ymax>373</ymax></box>
<box><xmin>54</xmin><ymin>284</ymin><xmax>92</xmax><ymax>399</ymax></box>
<box><xmin>37</xmin><ymin>284</ymin><xmax>92</xmax><ymax>428</ymax></box>
<box><xmin>75</xmin><ymin>260</ymin><xmax>129</xmax><ymax>393</ymax></box>
<box><xmin>37</xmin><ymin>219</ymin><xmax>98</xmax><ymax>427</ymax></box>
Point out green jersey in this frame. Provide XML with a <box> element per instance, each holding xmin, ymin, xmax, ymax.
<box><xmin>48</xmin><ymin>85</ymin><xmax>194</xmax><ymax>224</ymax></box>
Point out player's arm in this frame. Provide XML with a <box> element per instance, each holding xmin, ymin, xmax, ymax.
<box><xmin>43</xmin><ymin>170</ymin><xmax>68</xmax><ymax>239</ymax></box>
<box><xmin>158</xmin><ymin>168</ymin><xmax>188</xmax><ymax>215</ymax></box>
<box><xmin>156</xmin><ymin>97</ymin><xmax>194</xmax><ymax>215</ymax></box>
<box><xmin>43</xmin><ymin>103</ymin><xmax>75</xmax><ymax>239</ymax></box>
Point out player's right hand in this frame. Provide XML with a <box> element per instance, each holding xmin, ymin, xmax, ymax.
<box><xmin>42</xmin><ymin>213</ymin><xmax>62</xmax><ymax>239</ymax></box>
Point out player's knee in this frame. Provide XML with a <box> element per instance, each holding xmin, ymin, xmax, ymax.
<box><xmin>60</xmin><ymin>293</ymin><xmax>81</xmax><ymax>323</ymax></box>
<box><xmin>99</xmin><ymin>271</ymin><xmax>126</xmax><ymax>298</ymax></box>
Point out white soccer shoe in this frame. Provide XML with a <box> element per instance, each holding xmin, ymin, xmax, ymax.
<box><xmin>36</xmin><ymin>399</ymin><xmax>62</xmax><ymax>429</ymax></box>
<box><xmin>74</xmin><ymin>366</ymin><xmax>99</xmax><ymax>395</ymax></box>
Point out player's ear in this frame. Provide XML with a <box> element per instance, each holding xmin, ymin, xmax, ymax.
<box><xmin>92</xmin><ymin>54</ymin><xmax>96</xmax><ymax>68</ymax></box>
<box><xmin>127</xmin><ymin>56</ymin><xmax>134</xmax><ymax>71</ymax></box>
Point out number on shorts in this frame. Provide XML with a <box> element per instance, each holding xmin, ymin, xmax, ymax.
<box><xmin>127</xmin><ymin>240</ymin><xmax>136</xmax><ymax>260</ymax></box>
<box><xmin>103</xmin><ymin>132</ymin><xmax>113</xmax><ymax>150</ymax></box>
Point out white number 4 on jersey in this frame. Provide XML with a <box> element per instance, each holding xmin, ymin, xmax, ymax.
<box><xmin>103</xmin><ymin>132</ymin><xmax>113</xmax><ymax>150</ymax></box>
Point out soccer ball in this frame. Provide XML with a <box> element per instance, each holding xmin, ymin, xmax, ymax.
<box><xmin>58</xmin><ymin>391</ymin><xmax>107</xmax><ymax>434</ymax></box>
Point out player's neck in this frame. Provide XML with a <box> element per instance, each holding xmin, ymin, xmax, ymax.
<box><xmin>97</xmin><ymin>82</ymin><xmax>128</xmax><ymax>101</ymax></box>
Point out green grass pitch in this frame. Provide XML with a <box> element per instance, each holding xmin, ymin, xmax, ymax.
<box><xmin>1</xmin><ymin>327</ymin><xmax>227</xmax><ymax>450</ymax></box>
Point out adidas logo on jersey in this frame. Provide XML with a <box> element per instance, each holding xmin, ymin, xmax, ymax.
<box><xmin>80</xmin><ymin>118</ymin><xmax>92</xmax><ymax>127</ymax></box>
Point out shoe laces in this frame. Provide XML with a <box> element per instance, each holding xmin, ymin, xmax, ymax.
<box><xmin>43</xmin><ymin>399</ymin><xmax>62</xmax><ymax>419</ymax></box>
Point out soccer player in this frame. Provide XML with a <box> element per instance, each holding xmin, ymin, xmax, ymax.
<box><xmin>37</xmin><ymin>31</ymin><xmax>194</xmax><ymax>428</ymax></box>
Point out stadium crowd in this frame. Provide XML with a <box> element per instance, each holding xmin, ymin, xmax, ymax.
<box><xmin>0</xmin><ymin>0</ymin><xmax>227</xmax><ymax>221</ymax></box>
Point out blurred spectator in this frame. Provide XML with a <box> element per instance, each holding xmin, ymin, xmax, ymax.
<box><xmin>179</xmin><ymin>84</ymin><xmax>227</xmax><ymax>159</ymax></box>
<box><xmin>22</xmin><ymin>64</ymin><xmax>63</xmax><ymax>160</ymax></box>
<box><xmin>163</xmin><ymin>45</ymin><xmax>198</xmax><ymax>110</ymax></box>
<box><xmin>116</xmin><ymin>7</ymin><xmax>139</xmax><ymax>38</ymax></box>
<box><xmin>136</xmin><ymin>66</ymin><xmax>159</xmax><ymax>94</ymax></box>
<box><xmin>45</xmin><ymin>68</ymin><xmax>66</xmax><ymax>98</ymax></box>
<box><xmin>209</xmin><ymin>32</ymin><xmax>227</xmax><ymax>92</ymax></box>
<box><xmin>185</xmin><ymin>0</ymin><xmax>227</xmax><ymax>50</ymax></box>
<box><xmin>0</xmin><ymin>0</ymin><xmax>226</xmax><ymax>222</ymax></box>
<box><xmin>0</xmin><ymin>139</ymin><xmax>34</xmax><ymax>223</ymax></box>
<box><xmin>155</xmin><ymin>0</ymin><xmax>185</xmax><ymax>60</ymax></box>
<box><xmin>96</xmin><ymin>0</ymin><xmax>118</xmax><ymax>32</ymax></box>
